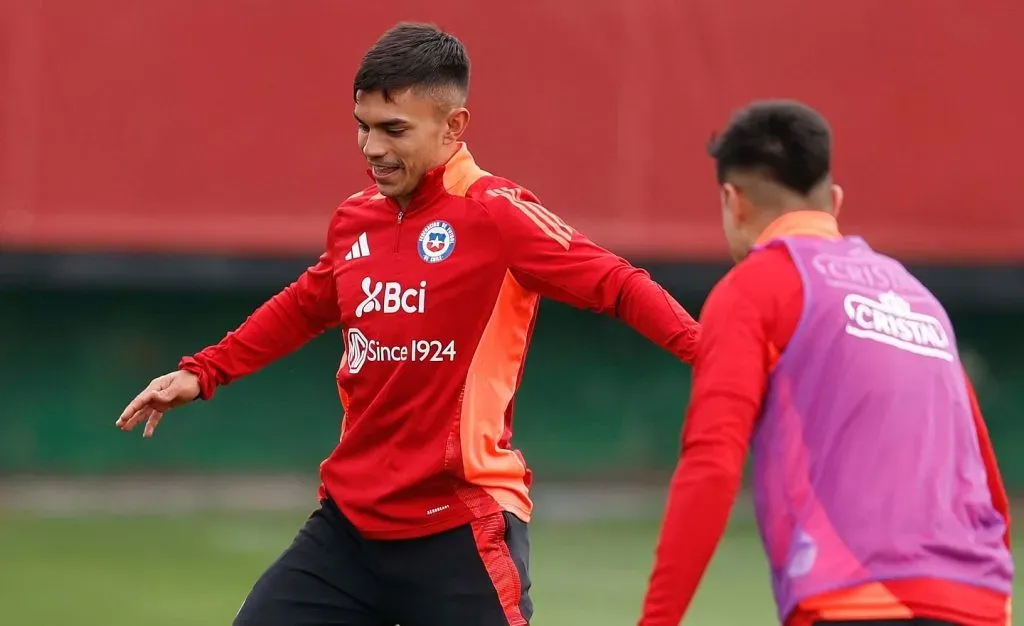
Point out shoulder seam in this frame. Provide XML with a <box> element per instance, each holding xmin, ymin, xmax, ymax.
<box><xmin>462</xmin><ymin>173</ymin><xmax>498</xmax><ymax>200</ymax></box>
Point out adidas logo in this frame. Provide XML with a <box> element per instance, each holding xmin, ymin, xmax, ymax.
<box><xmin>344</xmin><ymin>233</ymin><xmax>371</xmax><ymax>260</ymax></box>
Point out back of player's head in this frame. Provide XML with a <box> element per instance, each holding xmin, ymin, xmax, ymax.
<box><xmin>708</xmin><ymin>100</ymin><xmax>832</xmax><ymax>199</ymax></box>
<box><xmin>353</xmin><ymin>22</ymin><xmax>470</xmax><ymax>108</ymax></box>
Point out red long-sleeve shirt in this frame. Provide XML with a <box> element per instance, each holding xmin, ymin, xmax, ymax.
<box><xmin>639</xmin><ymin>211</ymin><xmax>1011</xmax><ymax>626</ymax></box>
<box><xmin>179</xmin><ymin>143</ymin><xmax>700</xmax><ymax>538</ymax></box>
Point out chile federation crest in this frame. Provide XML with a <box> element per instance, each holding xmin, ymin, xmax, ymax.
<box><xmin>417</xmin><ymin>220</ymin><xmax>456</xmax><ymax>263</ymax></box>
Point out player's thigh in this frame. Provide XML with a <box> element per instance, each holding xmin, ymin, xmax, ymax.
<box><xmin>388</xmin><ymin>511</ymin><xmax>533</xmax><ymax>626</ymax></box>
<box><xmin>233</xmin><ymin>501</ymin><xmax>389</xmax><ymax>626</ymax></box>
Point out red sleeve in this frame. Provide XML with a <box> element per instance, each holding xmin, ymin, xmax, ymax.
<box><xmin>179</xmin><ymin>251</ymin><xmax>341</xmax><ymax>400</ymax></box>
<box><xmin>638</xmin><ymin>248</ymin><xmax>799</xmax><ymax>626</ymax></box>
<box><xmin>962</xmin><ymin>370</ymin><xmax>1012</xmax><ymax>549</ymax></box>
<box><xmin>481</xmin><ymin>184</ymin><xmax>700</xmax><ymax>363</ymax></box>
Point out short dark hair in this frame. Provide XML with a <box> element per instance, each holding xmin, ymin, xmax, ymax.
<box><xmin>353</xmin><ymin>23</ymin><xmax>470</xmax><ymax>104</ymax></box>
<box><xmin>708</xmin><ymin>100</ymin><xmax>832</xmax><ymax>195</ymax></box>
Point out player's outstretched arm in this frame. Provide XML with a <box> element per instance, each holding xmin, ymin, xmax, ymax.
<box><xmin>638</xmin><ymin>272</ymin><xmax>769</xmax><ymax>625</ymax></box>
<box><xmin>115</xmin><ymin>249</ymin><xmax>341</xmax><ymax>438</ymax></box>
<box><xmin>478</xmin><ymin>183</ymin><xmax>700</xmax><ymax>363</ymax></box>
<box><xmin>179</xmin><ymin>250</ymin><xmax>341</xmax><ymax>398</ymax></box>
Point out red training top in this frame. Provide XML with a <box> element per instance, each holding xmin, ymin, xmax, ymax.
<box><xmin>638</xmin><ymin>211</ymin><xmax>1011</xmax><ymax>626</ymax></box>
<box><xmin>180</xmin><ymin>143</ymin><xmax>700</xmax><ymax>539</ymax></box>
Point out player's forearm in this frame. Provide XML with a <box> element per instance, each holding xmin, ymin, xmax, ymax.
<box><xmin>640</xmin><ymin>388</ymin><xmax>756</xmax><ymax>626</ymax></box>
<box><xmin>615</xmin><ymin>273</ymin><xmax>700</xmax><ymax>364</ymax></box>
<box><xmin>180</xmin><ymin>286</ymin><xmax>330</xmax><ymax>399</ymax></box>
<box><xmin>639</xmin><ymin>454</ymin><xmax>741</xmax><ymax>626</ymax></box>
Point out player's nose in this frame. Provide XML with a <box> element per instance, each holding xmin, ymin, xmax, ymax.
<box><xmin>362</xmin><ymin>131</ymin><xmax>388</xmax><ymax>160</ymax></box>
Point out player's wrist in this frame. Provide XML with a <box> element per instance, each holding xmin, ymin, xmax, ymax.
<box><xmin>177</xmin><ymin>356</ymin><xmax>214</xmax><ymax>401</ymax></box>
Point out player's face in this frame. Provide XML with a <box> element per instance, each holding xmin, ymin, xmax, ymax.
<box><xmin>354</xmin><ymin>89</ymin><xmax>468</xmax><ymax>207</ymax></box>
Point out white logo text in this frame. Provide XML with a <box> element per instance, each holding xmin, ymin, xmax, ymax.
<box><xmin>844</xmin><ymin>291</ymin><xmax>953</xmax><ymax>361</ymax></box>
<box><xmin>355</xmin><ymin>277</ymin><xmax>426</xmax><ymax>318</ymax></box>
<box><xmin>345</xmin><ymin>328</ymin><xmax>456</xmax><ymax>374</ymax></box>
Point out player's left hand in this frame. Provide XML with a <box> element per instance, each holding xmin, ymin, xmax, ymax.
<box><xmin>115</xmin><ymin>370</ymin><xmax>201</xmax><ymax>438</ymax></box>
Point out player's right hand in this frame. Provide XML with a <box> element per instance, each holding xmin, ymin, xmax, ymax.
<box><xmin>115</xmin><ymin>370</ymin><xmax>201</xmax><ymax>438</ymax></box>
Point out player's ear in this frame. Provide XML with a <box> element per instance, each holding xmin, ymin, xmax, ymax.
<box><xmin>831</xmin><ymin>184</ymin><xmax>844</xmax><ymax>219</ymax></box>
<box><xmin>444</xmin><ymin>107</ymin><xmax>470</xmax><ymax>145</ymax></box>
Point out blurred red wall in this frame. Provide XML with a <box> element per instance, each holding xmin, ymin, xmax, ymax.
<box><xmin>2</xmin><ymin>0</ymin><xmax>1022</xmax><ymax>261</ymax></box>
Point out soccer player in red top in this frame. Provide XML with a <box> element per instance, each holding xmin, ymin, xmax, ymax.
<box><xmin>637</xmin><ymin>101</ymin><xmax>1012</xmax><ymax>626</ymax></box>
<box><xmin>114</xmin><ymin>22</ymin><xmax>701</xmax><ymax>626</ymax></box>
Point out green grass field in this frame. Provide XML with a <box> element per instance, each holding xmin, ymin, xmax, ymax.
<box><xmin>0</xmin><ymin>511</ymin><xmax>1018</xmax><ymax>625</ymax></box>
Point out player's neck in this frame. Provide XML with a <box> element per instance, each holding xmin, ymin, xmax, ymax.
<box><xmin>438</xmin><ymin>143</ymin><xmax>461</xmax><ymax>167</ymax></box>
<box><xmin>392</xmin><ymin>145</ymin><xmax>463</xmax><ymax>210</ymax></box>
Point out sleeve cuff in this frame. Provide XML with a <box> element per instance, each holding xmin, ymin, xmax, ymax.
<box><xmin>177</xmin><ymin>356</ymin><xmax>217</xmax><ymax>401</ymax></box>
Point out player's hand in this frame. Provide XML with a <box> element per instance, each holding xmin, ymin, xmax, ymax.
<box><xmin>115</xmin><ymin>370</ymin><xmax>201</xmax><ymax>438</ymax></box>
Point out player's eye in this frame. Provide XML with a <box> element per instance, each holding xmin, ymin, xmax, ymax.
<box><xmin>357</xmin><ymin>123</ymin><xmax>369</xmax><ymax>133</ymax></box>
<box><xmin>386</xmin><ymin>128</ymin><xmax>406</xmax><ymax>137</ymax></box>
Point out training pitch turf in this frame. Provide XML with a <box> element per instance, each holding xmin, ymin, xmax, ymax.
<box><xmin>1</xmin><ymin>510</ymin><xmax>1019</xmax><ymax>625</ymax></box>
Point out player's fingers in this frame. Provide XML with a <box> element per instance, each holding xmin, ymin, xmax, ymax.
<box><xmin>116</xmin><ymin>408</ymin><xmax>142</xmax><ymax>431</ymax></box>
<box><xmin>143</xmin><ymin>411</ymin><xmax>163</xmax><ymax>438</ymax></box>
<box><xmin>119</xmin><ymin>408</ymin><xmax>152</xmax><ymax>432</ymax></box>
<box><xmin>116</xmin><ymin>388</ymin><xmax>158</xmax><ymax>426</ymax></box>
<box><xmin>116</xmin><ymin>383</ymin><xmax>181</xmax><ymax>426</ymax></box>
<box><xmin>117</xmin><ymin>401</ymin><xmax>150</xmax><ymax>428</ymax></box>
<box><xmin>116</xmin><ymin>402</ymin><xmax>139</xmax><ymax>427</ymax></box>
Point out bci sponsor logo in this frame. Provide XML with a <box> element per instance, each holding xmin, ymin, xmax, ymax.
<box><xmin>355</xmin><ymin>277</ymin><xmax>426</xmax><ymax>318</ymax></box>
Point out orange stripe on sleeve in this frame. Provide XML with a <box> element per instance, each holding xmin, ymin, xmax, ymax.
<box><xmin>488</xmin><ymin>188</ymin><xmax>572</xmax><ymax>249</ymax></box>
<box><xmin>514</xmin><ymin>190</ymin><xmax>573</xmax><ymax>234</ymax></box>
<box><xmin>498</xmin><ymin>187</ymin><xmax>573</xmax><ymax>236</ymax></box>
